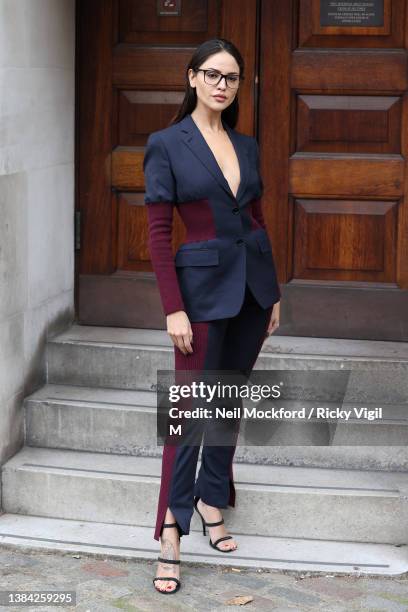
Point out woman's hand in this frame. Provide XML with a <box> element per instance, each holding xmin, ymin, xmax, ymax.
<box><xmin>167</xmin><ymin>311</ymin><xmax>194</xmax><ymax>355</ymax></box>
<box><xmin>266</xmin><ymin>301</ymin><xmax>280</xmax><ymax>336</ymax></box>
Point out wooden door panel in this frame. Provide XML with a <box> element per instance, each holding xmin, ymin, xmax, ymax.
<box><xmin>293</xmin><ymin>199</ymin><xmax>397</xmax><ymax>282</ymax></box>
<box><xmin>112</xmin><ymin>47</ymin><xmax>197</xmax><ymax>86</ymax></box>
<box><xmin>118</xmin><ymin>0</ymin><xmax>220</xmax><ymax>45</ymax></box>
<box><xmin>117</xmin><ymin>91</ymin><xmax>184</xmax><ymax>146</ymax></box>
<box><xmin>290</xmin><ymin>158</ymin><xmax>404</xmax><ymax>196</ymax></box>
<box><xmin>297</xmin><ymin>95</ymin><xmax>402</xmax><ymax>153</ymax></box>
<box><xmin>291</xmin><ymin>50</ymin><xmax>407</xmax><ymax>89</ymax></box>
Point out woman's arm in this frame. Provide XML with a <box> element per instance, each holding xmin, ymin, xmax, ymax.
<box><xmin>143</xmin><ymin>132</ymin><xmax>186</xmax><ymax>315</ymax></box>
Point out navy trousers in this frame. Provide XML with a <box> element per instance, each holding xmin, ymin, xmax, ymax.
<box><xmin>154</xmin><ymin>282</ymin><xmax>273</xmax><ymax>541</ymax></box>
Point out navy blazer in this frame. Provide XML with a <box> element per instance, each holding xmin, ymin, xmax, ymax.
<box><xmin>143</xmin><ymin>113</ymin><xmax>280</xmax><ymax>322</ymax></box>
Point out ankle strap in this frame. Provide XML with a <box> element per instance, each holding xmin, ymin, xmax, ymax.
<box><xmin>205</xmin><ymin>519</ymin><xmax>224</xmax><ymax>527</ymax></box>
<box><xmin>158</xmin><ymin>556</ymin><xmax>180</xmax><ymax>564</ymax></box>
<box><xmin>162</xmin><ymin>522</ymin><xmax>178</xmax><ymax>528</ymax></box>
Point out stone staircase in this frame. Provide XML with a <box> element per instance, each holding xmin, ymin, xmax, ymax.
<box><xmin>1</xmin><ymin>324</ymin><xmax>408</xmax><ymax>575</ymax></box>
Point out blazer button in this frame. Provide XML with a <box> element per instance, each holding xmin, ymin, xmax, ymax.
<box><xmin>232</xmin><ymin>207</ymin><xmax>239</xmax><ymax>214</ymax></box>
<box><xmin>236</xmin><ymin>238</ymin><xmax>244</xmax><ymax>245</ymax></box>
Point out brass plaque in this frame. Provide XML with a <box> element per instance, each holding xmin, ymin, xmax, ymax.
<box><xmin>320</xmin><ymin>0</ymin><xmax>384</xmax><ymax>27</ymax></box>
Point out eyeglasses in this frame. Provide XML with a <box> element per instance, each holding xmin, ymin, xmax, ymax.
<box><xmin>195</xmin><ymin>68</ymin><xmax>243</xmax><ymax>89</ymax></box>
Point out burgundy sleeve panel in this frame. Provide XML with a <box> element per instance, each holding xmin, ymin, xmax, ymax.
<box><xmin>143</xmin><ymin>132</ymin><xmax>186</xmax><ymax>315</ymax></box>
<box><xmin>146</xmin><ymin>202</ymin><xmax>186</xmax><ymax>316</ymax></box>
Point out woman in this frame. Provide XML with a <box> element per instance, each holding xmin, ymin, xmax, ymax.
<box><xmin>143</xmin><ymin>38</ymin><xmax>281</xmax><ymax>594</ymax></box>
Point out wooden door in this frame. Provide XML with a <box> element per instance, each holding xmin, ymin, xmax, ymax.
<box><xmin>76</xmin><ymin>0</ymin><xmax>259</xmax><ymax>329</ymax></box>
<box><xmin>260</xmin><ymin>0</ymin><xmax>408</xmax><ymax>340</ymax></box>
<box><xmin>77</xmin><ymin>0</ymin><xmax>408</xmax><ymax>340</ymax></box>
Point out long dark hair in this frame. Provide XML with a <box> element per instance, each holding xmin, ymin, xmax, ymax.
<box><xmin>170</xmin><ymin>38</ymin><xmax>245</xmax><ymax>129</ymax></box>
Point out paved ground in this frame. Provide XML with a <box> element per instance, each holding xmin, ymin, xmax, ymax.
<box><xmin>0</xmin><ymin>544</ymin><xmax>407</xmax><ymax>611</ymax></box>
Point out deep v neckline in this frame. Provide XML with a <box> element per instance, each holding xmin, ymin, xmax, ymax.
<box><xmin>189</xmin><ymin>115</ymin><xmax>242</xmax><ymax>199</ymax></box>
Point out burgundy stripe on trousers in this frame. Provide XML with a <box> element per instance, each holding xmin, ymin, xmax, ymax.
<box><xmin>154</xmin><ymin>282</ymin><xmax>273</xmax><ymax>541</ymax></box>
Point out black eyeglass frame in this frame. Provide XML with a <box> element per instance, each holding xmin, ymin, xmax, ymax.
<box><xmin>194</xmin><ymin>68</ymin><xmax>244</xmax><ymax>89</ymax></box>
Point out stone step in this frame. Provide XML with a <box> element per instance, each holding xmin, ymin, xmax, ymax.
<box><xmin>47</xmin><ymin>325</ymin><xmax>408</xmax><ymax>404</ymax></box>
<box><xmin>2</xmin><ymin>447</ymin><xmax>408</xmax><ymax>545</ymax></box>
<box><xmin>25</xmin><ymin>384</ymin><xmax>408</xmax><ymax>471</ymax></box>
<box><xmin>0</xmin><ymin>513</ymin><xmax>406</xmax><ymax>576</ymax></box>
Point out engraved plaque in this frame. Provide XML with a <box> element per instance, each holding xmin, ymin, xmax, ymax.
<box><xmin>320</xmin><ymin>0</ymin><xmax>384</xmax><ymax>27</ymax></box>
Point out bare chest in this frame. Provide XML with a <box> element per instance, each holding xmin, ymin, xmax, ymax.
<box><xmin>200</xmin><ymin>132</ymin><xmax>241</xmax><ymax>198</ymax></box>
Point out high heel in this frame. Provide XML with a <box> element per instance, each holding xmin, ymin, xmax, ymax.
<box><xmin>152</xmin><ymin>522</ymin><xmax>181</xmax><ymax>594</ymax></box>
<box><xmin>194</xmin><ymin>497</ymin><xmax>236</xmax><ymax>553</ymax></box>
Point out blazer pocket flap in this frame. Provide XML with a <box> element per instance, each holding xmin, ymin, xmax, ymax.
<box><xmin>255</xmin><ymin>232</ymin><xmax>272</xmax><ymax>253</ymax></box>
<box><xmin>175</xmin><ymin>248</ymin><xmax>219</xmax><ymax>267</ymax></box>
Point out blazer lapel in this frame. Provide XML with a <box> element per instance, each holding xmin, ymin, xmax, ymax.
<box><xmin>179</xmin><ymin>114</ymin><xmax>248</xmax><ymax>204</ymax></box>
<box><xmin>223</xmin><ymin>120</ymin><xmax>248</xmax><ymax>203</ymax></box>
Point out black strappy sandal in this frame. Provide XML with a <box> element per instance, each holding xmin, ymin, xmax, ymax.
<box><xmin>152</xmin><ymin>522</ymin><xmax>181</xmax><ymax>594</ymax></box>
<box><xmin>194</xmin><ymin>498</ymin><xmax>236</xmax><ymax>553</ymax></box>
